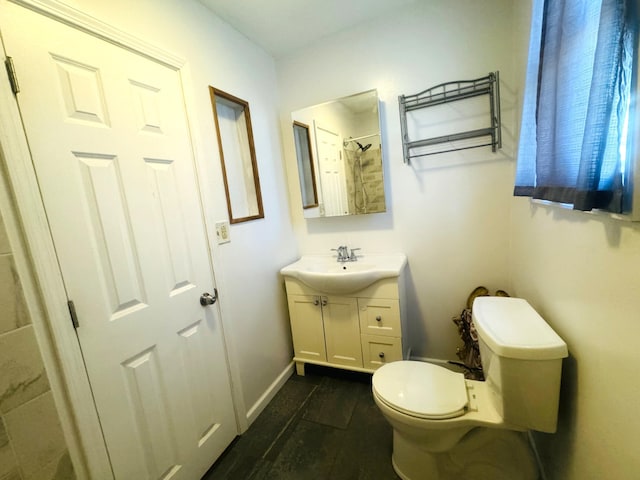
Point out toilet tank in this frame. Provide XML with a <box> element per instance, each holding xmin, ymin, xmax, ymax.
<box><xmin>472</xmin><ymin>297</ymin><xmax>568</xmax><ymax>433</ymax></box>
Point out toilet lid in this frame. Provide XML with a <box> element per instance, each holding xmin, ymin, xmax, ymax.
<box><xmin>372</xmin><ymin>361</ymin><xmax>468</xmax><ymax>419</ymax></box>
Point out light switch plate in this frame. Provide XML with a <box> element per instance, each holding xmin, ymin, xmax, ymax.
<box><xmin>215</xmin><ymin>221</ymin><xmax>230</xmax><ymax>244</ymax></box>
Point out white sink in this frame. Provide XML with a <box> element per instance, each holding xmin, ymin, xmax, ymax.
<box><xmin>280</xmin><ymin>254</ymin><xmax>407</xmax><ymax>294</ymax></box>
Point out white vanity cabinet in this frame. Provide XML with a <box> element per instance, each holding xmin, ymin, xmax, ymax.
<box><xmin>288</xmin><ymin>295</ymin><xmax>362</xmax><ymax>369</ymax></box>
<box><xmin>283</xmin><ymin>276</ymin><xmax>408</xmax><ymax>375</ymax></box>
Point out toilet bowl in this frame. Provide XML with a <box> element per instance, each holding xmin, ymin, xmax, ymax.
<box><xmin>372</xmin><ymin>361</ymin><xmax>535</xmax><ymax>480</ymax></box>
<box><xmin>372</xmin><ymin>297</ymin><xmax>568</xmax><ymax>480</ymax></box>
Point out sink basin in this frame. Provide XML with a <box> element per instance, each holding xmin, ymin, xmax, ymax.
<box><xmin>280</xmin><ymin>254</ymin><xmax>407</xmax><ymax>294</ymax></box>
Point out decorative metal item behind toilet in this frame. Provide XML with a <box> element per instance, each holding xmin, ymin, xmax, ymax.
<box><xmin>451</xmin><ymin>286</ymin><xmax>510</xmax><ymax>380</ymax></box>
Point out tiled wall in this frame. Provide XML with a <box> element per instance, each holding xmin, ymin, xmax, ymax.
<box><xmin>0</xmin><ymin>213</ymin><xmax>75</xmax><ymax>480</ymax></box>
<box><xmin>345</xmin><ymin>147</ymin><xmax>385</xmax><ymax>215</ymax></box>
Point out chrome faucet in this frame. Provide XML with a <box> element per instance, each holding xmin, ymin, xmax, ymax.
<box><xmin>331</xmin><ymin>245</ymin><xmax>360</xmax><ymax>262</ymax></box>
<box><xmin>331</xmin><ymin>245</ymin><xmax>349</xmax><ymax>262</ymax></box>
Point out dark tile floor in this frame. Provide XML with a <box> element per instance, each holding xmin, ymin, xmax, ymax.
<box><xmin>202</xmin><ymin>365</ymin><xmax>400</xmax><ymax>480</ymax></box>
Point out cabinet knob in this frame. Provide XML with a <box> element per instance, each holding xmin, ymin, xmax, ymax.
<box><xmin>378</xmin><ymin>352</ymin><xmax>385</xmax><ymax>359</ymax></box>
<box><xmin>313</xmin><ymin>297</ymin><xmax>320</xmax><ymax>306</ymax></box>
<box><xmin>321</xmin><ymin>297</ymin><xmax>328</xmax><ymax>306</ymax></box>
<box><xmin>375</xmin><ymin>315</ymin><xmax>382</xmax><ymax>322</ymax></box>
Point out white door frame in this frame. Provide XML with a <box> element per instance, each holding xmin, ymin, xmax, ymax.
<box><xmin>0</xmin><ymin>1</ymin><xmax>246</xmax><ymax>477</ymax></box>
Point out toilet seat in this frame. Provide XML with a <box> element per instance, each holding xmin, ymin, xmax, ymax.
<box><xmin>373</xmin><ymin>361</ymin><xmax>468</xmax><ymax>420</ymax></box>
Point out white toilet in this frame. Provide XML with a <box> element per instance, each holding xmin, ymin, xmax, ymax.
<box><xmin>372</xmin><ymin>296</ymin><xmax>568</xmax><ymax>480</ymax></box>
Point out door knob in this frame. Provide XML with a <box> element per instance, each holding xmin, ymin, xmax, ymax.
<box><xmin>200</xmin><ymin>290</ymin><xmax>218</xmax><ymax>306</ymax></box>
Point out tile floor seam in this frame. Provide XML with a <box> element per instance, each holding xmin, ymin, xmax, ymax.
<box><xmin>260</xmin><ymin>383</ymin><xmax>318</xmax><ymax>461</ymax></box>
<box><xmin>203</xmin><ymin>366</ymin><xmax>399</xmax><ymax>479</ymax></box>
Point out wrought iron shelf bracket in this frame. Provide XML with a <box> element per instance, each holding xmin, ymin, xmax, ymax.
<box><xmin>399</xmin><ymin>71</ymin><xmax>502</xmax><ymax>164</ymax></box>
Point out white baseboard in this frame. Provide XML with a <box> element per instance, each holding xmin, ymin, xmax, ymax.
<box><xmin>244</xmin><ymin>361</ymin><xmax>295</xmax><ymax>430</ymax></box>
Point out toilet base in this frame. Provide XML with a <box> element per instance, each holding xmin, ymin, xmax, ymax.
<box><xmin>391</xmin><ymin>428</ymin><xmax>538</xmax><ymax>480</ymax></box>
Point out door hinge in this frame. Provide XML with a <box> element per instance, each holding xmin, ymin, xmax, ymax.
<box><xmin>67</xmin><ymin>300</ymin><xmax>79</xmax><ymax>329</ymax></box>
<box><xmin>5</xmin><ymin>57</ymin><xmax>19</xmax><ymax>95</ymax></box>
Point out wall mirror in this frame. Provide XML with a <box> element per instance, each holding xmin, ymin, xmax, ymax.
<box><xmin>291</xmin><ymin>89</ymin><xmax>386</xmax><ymax>218</ymax></box>
<box><xmin>210</xmin><ymin>87</ymin><xmax>264</xmax><ymax>223</ymax></box>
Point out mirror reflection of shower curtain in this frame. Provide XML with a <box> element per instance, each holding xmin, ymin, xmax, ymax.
<box><xmin>344</xmin><ymin>146</ymin><xmax>384</xmax><ymax>214</ymax></box>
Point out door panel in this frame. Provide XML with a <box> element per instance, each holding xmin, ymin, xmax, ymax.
<box><xmin>75</xmin><ymin>152</ymin><xmax>148</xmax><ymax>316</ymax></box>
<box><xmin>53</xmin><ymin>53</ymin><xmax>111</xmax><ymax>127</ymax></box>
<box><xmin>2</xmin><ymin>4</ymin><xmax>236</xmax><ymax>479</ymax></box>
<box><xmin>145</xmin><ymin>157</ymin><xmax>195</xmax><ymax>295</ymax></box>
<box><xmin>121</xmin><ymin>346</ymin><xmax>181</xmax><ymax>479</ymax></box>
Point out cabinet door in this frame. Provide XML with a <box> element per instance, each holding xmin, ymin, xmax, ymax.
<box><xmin>323</xmin><ymin>296</ymin><xmax>362</xmax><ymax>368</ymax></box>
<box><xmin>361</xmin><ymin>334</ymin><xmax>403</xmax><ymax>370</ymax></box>
<box><xmin>288</xmin><ymin>295</ymin><xmax>326</xmax><ymax>362</ymax></box>
<box><xmin>358</xmin><ymin>298</ymin><xmax>401</xmax><ymax>337</ymax></box>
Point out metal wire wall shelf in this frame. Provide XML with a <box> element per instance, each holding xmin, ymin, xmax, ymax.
<box><xmin>398</xmin><ymin>71</ymin><xmax>502</xmax><ymax>164</ymax></box>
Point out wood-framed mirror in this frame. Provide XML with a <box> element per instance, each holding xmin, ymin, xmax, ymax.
<box><xmin>292</xmin><ymin>121</ymin><xmax>318</xmax><ymax>209</ymax></box>
<box><xmin>209</xmin><ymin>86</ymin><xmax>264</xmax><ymax>223</ymax></box>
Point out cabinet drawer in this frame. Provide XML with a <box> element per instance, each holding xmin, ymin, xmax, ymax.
<box><xmin>358</xmin><ymin>298</ymin><xmax>400</xmax><ymax>337</ymax></box>
<box><xmin>361</xmin><ymin>334</ymin><xmax>403</xmax><ymax>370</ymax></box>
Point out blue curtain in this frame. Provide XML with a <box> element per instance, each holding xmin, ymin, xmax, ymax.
<box><xmin>514</xmin><ymin>0</ymin><xmax>638</xmax><ymax>212</ymax></box>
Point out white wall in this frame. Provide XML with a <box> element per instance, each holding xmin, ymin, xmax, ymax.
<box><xmin>511</xmin><ymin>2</ymin><xmax>640</xmax><ymax>479</ymax></box>
<box><xmin>277</xmin><ymin>0</ymin><xmax>516</xmax><ymax>360</ymax></box>
<box><xmin>510</xmin><ymin>203</ymin><xmax>640</xmax><ymax>480</ymax></box>
<box><xmin>4</xmin><ymin>0</ymin><xmax>297</xmax><ymax>421</ymax></box>
<box><xmin>9</xmin><ymin>1</ymin><xmax>636</xmax><ymax>477</ymax></box>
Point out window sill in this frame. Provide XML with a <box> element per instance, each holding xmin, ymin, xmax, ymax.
<box><xmin>529</xmin><ymin>199</ymin><xmax>640</xmax><ymax>222</ymax></box>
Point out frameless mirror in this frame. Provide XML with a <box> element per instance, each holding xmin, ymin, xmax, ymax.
<box><xmin>291</xmin><ymin>89</ymin><xmax>386</xmax><ymax>218</ymax></box>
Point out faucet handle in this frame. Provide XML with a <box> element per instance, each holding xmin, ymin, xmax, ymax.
<box><xmin>349</xmin><ymin>248</ymin><xmax>361</xmax><ymax>261</ymax></box>
<box><xmin>331</xmin><ymin>246</ymin><xmax>348</xmax><ymax>262</ymax></box>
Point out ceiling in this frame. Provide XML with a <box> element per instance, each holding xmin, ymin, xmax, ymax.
<box><xmin>199</xmin><ymin>0</ymin><xmax>416</xmax><ymax>59</ymax></box>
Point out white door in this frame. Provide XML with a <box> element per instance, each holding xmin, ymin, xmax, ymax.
<box><xmin>315</xmin><ymin>124</ymin><xmax>349</xmax><ymax>216</ymax></box>
<box><xmin>2</xmin><ymin>5</ymin><xmax>236</xmax><ymax>479</ymax></box>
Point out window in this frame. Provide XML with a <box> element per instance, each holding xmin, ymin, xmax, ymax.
<box><xmin>514</xmin><ymin>0</ymin><xmax>638</xmax><ymax>213</ymax></box>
